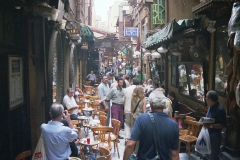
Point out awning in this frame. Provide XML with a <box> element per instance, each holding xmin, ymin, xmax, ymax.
<box><xmin>192</xmin><ymin>0</ymin><xmax>235</xmax><ymax>14</ymax></box>
<box><xmin>80</xmin><ymin>25</ymin><xmax>94</xmax><ymax>42</ymax></box>
<box><xmin>145</xmin><ymin>18</ymin><xmax>200</xmax><ymax>49</ymax></box>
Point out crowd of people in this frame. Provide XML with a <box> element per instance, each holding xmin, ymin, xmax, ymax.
<box><xmin>42</xmin><ymin>72</ymin><xmax>226</xmax><ymax>160</ymax></box>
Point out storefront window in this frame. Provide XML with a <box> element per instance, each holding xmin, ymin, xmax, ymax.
<box><xmin>214</xmin><ymin>25</ymin><xmax>230</xmax><ymax>95</ymax></box>
<box><xmin>178</xmin><ymin>62</ymin><xmax>205</xmax><ymax>102</ymax></box>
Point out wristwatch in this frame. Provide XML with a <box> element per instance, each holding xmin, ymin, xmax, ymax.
<box><xmin>210</xmin><ymin>124</ymin><xmax>213</xmax><ymax>128</ymax></box>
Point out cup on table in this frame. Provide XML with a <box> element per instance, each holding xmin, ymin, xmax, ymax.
<box><xmin>87</xmin><ymin>137</ymin><xmax>90</xmax><ymax>144</ymax></box>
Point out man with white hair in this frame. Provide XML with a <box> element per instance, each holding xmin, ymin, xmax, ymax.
<box><xmin>154</xmin><ymin>88</ymin><xmax>173</xmax><ymax>118</ymax></box>
<box><xmin>123</xmin><ymin>91</ymin><xmax>179</xmax><ymax>160</ymax></box>
<box><xmin>41</xmin><ymin>103</ymin><xmax>78</xmax><ymax>159</ymax></box>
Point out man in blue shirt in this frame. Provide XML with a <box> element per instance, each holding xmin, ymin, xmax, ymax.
<box><xmin>204</xmin><ymin>90</ymin><xmax>227</xmax><ymax>160</ymax></box>
<box><xmin>123</xmin><ymin>91</ymin><xmax>179</xmax><ymax>160</ymax></box>
<box><xmin>41</xmin><ymin>103</ymin><xmax>78</xmax><ymax>160</ymax></box>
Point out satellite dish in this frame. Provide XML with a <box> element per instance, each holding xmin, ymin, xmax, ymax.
<box><xmin>189</xmin><ymin>45</ymin><xmax>205</xmax><ymax>61</ymax></box>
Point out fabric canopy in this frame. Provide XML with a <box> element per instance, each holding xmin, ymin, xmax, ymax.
<box><xmin>145</xmin><ymin>17</ymin><xmax>200</xmax><ymax>49</ymax></box>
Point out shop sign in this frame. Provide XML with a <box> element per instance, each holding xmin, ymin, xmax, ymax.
<box><xmin>124</xmin><ymin>27</ymin><xmax>138</xmax><ymax>37</ymax></box>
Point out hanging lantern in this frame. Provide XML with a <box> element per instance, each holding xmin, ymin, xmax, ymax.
<box><xmin>81</xmin><ymin>42</ymin><xmax>88</xmax><ymax>50</ymax></box>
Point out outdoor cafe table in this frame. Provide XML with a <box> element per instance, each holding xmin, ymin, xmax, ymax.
<box><xmin>80</xmin><ymin>137</ymin><xmax>101</xmax><ymax>160</ymax></box>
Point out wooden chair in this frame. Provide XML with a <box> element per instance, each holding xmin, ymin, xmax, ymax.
<box><xmin>107</xmin><ymin>118</ymin><xmax>120</xmax><ymax>158</ymax></box>
<box><xmin>71</xmin><ymin>120</ymin><xmax>81</xmax><ymax>127</ymax></box>
<box><xmin>15</xmin><ymin>150</ymin><xmax>31</xmax><ymax>160</ymax></box>
<box><xmin>99</xmin><ymin>115</ymin><xmax>107</xmax><ymax>126</ymax></box>
<box><xmin>91</xmin><ymin>126</ymin><xmax>113</xmax><ymax>151</ymax></box>
<box><xmin>179</xmin><ymin>120</ymin><xmax>202</xmax><ymax>155</ymax></box>
<box><xmin>77</xmin><ymin>102</ymin><xmax>84</xmax><ymax>113</ymax></box>
<box><xmin>96</xmin><ymin>146</ymin><xmax>111</xmax><ymax>160</ymax></box>
<box><xmin>179</xmin><ymin>116</ymin><xmax>196</xmax><ymax>136</ymax></box>
<box><xmin>99</xmin><ymin>110</ymin><xmax>106</xmax><ymax>116</ymax></box>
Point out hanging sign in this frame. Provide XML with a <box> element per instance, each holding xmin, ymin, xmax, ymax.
<box><xmin>124</xmin><ymin>27</ymin><xmax>138</xmax><ymax>37</ymax></box>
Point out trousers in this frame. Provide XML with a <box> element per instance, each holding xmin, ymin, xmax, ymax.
<box><xmin>111</xmin><ymin>103</ymin><xmax>124</xmax><ymax>128</ymax></box>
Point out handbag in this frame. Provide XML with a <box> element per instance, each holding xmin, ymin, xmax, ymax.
<box><xmin>32</xmin><ymin>134</ymin><xmax>46</xmax><ymax>160</ymax></box>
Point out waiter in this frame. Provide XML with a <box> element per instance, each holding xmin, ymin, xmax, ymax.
<box><xmin>98</xmin><ymin>75</ymin><xmax>110</xmax><ymax>126</ymax></box>
<box><xmin>99</xmin><ymin>77</ymin><xmax>125</xmax><ymax>139</ymax></box>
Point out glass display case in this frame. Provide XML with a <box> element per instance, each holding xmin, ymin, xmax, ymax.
<box><xmin>214</xmin><ymin>25</ymin><xmax>230</xmax><ymax>96</ymax></box>
<box><xmin>177</xmin><ymin>62</ymin><xmax>205</xmax><ymax>102</ymax></box>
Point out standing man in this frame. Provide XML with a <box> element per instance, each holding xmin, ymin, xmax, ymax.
<box><xmin>41</xmin><ymin>103</ymin><xmax>78</xmax><ymax>159</ymax></box>
<box><xmin>204</xmin><ymin>90</ymin><xmax>226</xmax><ymax>160</ymax></box>
<box><xmin>99</xmin><ymin>77</ymin><xmax>125</xmax><ymax>139</ymax></box>
<box><xmin>124</xmin><ymin>78</ymin><xmax>140</xmax><ymax>141</ymax></box>
<box><xmin>63</xmin><ymin>88</ymin><xmax>80</xmax><ymax>120</ymax></box>
<box><xmin>123</xmin><ymin>91</ymin><xmax>179</xmax><ymax>160</ymax></box>
<box><xmin>98</xmin><ymin>75</ymin><xmax>111</xmax><ymax>126</ymax></box>
<box><xmin>168</xmin><ymin>91</ymin><xmax>179</xmax><ymax>117</ymax></box>
<box><xmin>86</xmin><ymin>71</ymin><xmax>96</xmax><ymax>86</ymax></box>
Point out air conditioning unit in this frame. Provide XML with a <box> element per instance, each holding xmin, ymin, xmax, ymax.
<box><xmin>144</xmin><ymin>0</ymin><xmax>154</xmax><ymax>4</ymax></box>
<box><xmin>131</xmin><ymin>37</ymin><xmax>137</xmax><ymax>44</ymax></box>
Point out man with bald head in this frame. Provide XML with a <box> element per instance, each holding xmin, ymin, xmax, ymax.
<box><xmin>41</xmin><ymin>103</ymin><xmax>78</xmax><ymax>159</ymax></box>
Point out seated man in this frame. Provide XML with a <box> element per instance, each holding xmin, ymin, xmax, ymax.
<box><xmin>41</xmin><ymin>103</ymin><xmax>78</xmax><ymax>160</ymax></box>
<box><xmin>61</xmin><ymin>119</ymin><xmax>81</xmax><ymax>158</ymax></box>
<box><xmin>63</xmin><ymin>88</ymin><xmax>81</xmax><ymax>120</ymax></box>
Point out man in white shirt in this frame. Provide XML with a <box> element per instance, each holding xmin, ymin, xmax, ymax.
<box><xmin>63</xmin><ymin>88</ymin><xmax>80</xmax><ymax>120</ymax></box>
<box><xmin>124</xmin><ymin>78</ymin><xmax>140</xmax><ymax>140</ymax></box>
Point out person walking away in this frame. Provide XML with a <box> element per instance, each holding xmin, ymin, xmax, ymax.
<box><xmin>124</xmin><ymin>78</ymin><xmax>140</xmax><ymax>144</ymax></box>
<box><xmin>130</xmin><ymin>85</ymin><xmax>146</xmax><ymax>155</ymax></box>
<box><xmin>123</xmin><ymin>91</ymin><xmax>179</xmax><ymax>160</ymax></box>
<box><xmin>203</xmin><ymin>90</ymin><xmax>226</xmax><ymax>160</ymax></box>
<box><xmin>99</xmin><ymin>77</ymin><xmax>125</xmax><ymax>139</ymax></box>
<box><xmin>86</xmin><ymin>71</ymin><xmax>96</xmax><ymax>86</ymax></box>
<box><xmin>98</xmin><ymin>75</ymin><xmax>111</xmax><ymax>126</ymax></box>
<box><xmin>41</xmin><ymin>103</ymin><xmax>78</xmax><ymax>160</ymax></box>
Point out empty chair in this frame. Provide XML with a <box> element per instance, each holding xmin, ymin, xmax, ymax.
<box><xmin>91</xmin><ymin>126</ymin><xmax>113</xmax><ymax>151</ymax></box>
<box><xmin>108</xmin><ymin>118</ymin><xmax>120</xmax><ymax>158</ymax></box>
<box><xmin>179</xmin><ymin>116</ymin><xmax>196</xmax><ymax>136</ymax></box>
<box><xmin>15</xmin><ymin>150</ymin><xmax>31</xmax><ymax>160</ymax></box>
<box><xmin>99</xmin><ymin>115</ymin><xmax>107</xmax><ymax>126</ymax></box>
<box><xmin>179</xmin><ymin>120</ymin><xmax>202</xmax><ymax>154</ymax></box>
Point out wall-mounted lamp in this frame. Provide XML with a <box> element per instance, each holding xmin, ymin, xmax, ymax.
<box><xmin>151</xmin><ymin>52</ymin><xmax>161</xmax><ymax>59</ymax></box>
<box><xmin>60</xmin><ymin>19</ymin><xmax>67</xmax><ymax>30</ymax></box>
<box><xmin>81</xmin><ymin>42</ymin><xmax>88</xmax><ymax>50</ymax></box>
<box><xmin>157</xmin><ymin>45</ymin><xmax>168</xmax><ymax>53</ymax></box>
<box><xmin>207</xmin><ymin>20</ymin><xmax>216</xmax><ymax>33</ymax></box>
<box><xmin>134</xmin><ymin>51</ymin><xmax>141</xmax><ymax>57</ymax></box>
<box><xmin>172</xmin><ymin>43</ymin><xmax>182</xmax><ymax>56</ymax></box>
<box><xmin>144</xmin><ymin>52</ymin><xmax>151</xmax><ymax>57</ymax></box>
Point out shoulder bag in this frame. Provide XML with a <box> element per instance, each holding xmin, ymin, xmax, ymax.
<box><xmin>133</xmin><ymin>99</ymin><xmax>141</xmax><ymax>114</ymax></box>
<box><xmin>147</xmin><ymin>113</ymin><xmax>161</xmax><ymax>160</ymax></box>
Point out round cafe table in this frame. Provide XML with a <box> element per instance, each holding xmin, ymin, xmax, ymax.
<box><xmin>80</xmin><ymin>138</ymin><xmax>101</xmax><ymax>160</ymax></box>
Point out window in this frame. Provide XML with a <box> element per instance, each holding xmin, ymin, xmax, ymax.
<box><xmin>177</xmin><ymin>62</ymin><xmax>205</xmax><ymax>103</ymax></box>
<box><xmin>214</xmin><ymin>25</ymin><xmax>230</xmax><ymax>96</ymax></box>
<box><xmin>151</xmin><ymin>0</ymin><xmax>165</xmax><ymax>25</ymax></box>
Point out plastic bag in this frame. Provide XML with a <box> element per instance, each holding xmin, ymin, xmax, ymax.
<box><xmin>195</xmin><ymin>127</ymin><xmax>211</xmax><ymax>155</ymax></box>
<box><xmin>32</xmin><ymin>134</ymin><xmax>46</xmax><ymax>160</ymax></box>
<box><xmin>236</xmin><ymin>81</ymin><xmax>240</xmax><ymax>107</ymax></box>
